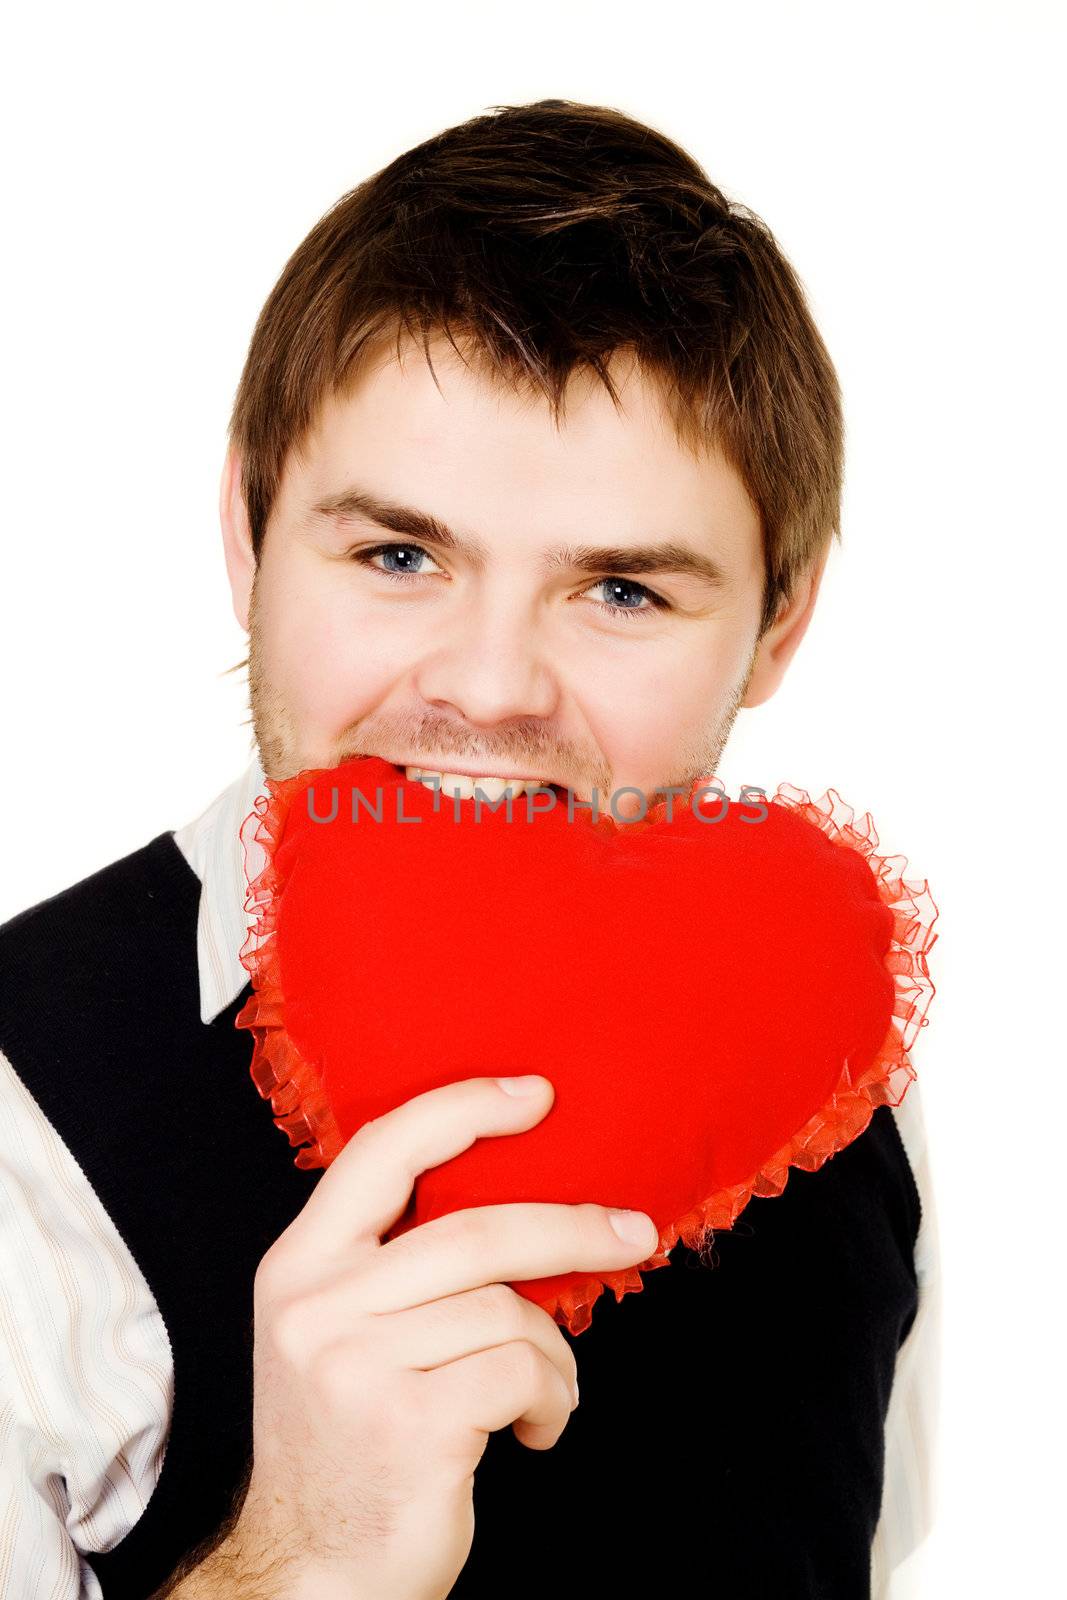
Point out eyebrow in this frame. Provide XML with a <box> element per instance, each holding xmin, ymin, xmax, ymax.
<box><xmin>309</xmin><ymin>484</ymin><xmax>730</xmax><ymax>589</ymax></box>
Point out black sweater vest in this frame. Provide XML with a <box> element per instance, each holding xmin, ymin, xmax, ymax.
<box><xmin>0</xmin><ymin>830</ymin><xmax>921</xmax><ymax>1600</ymax></box>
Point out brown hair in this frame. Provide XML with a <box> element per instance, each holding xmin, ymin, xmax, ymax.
<box><xmin>227</xmin><ymin>98</ymin><xmax>843</xmax><ymax>636</ymax></box>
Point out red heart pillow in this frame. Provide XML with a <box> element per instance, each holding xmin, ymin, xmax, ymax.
<box><xmin>235</xmin><ymin>757</ymin><xmax>938</xmax><ymax>1334</ymax></box>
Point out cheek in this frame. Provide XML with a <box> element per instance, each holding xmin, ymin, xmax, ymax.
<box><xmin>591</xmin><ymin>646</ymin><xmax>730</xmax><ymax>736</ymax></box>
<box><xmin>268</xmin><ymin>584</ymin><xmax>406</xmax><ymax>728</ymax></box>
<box><xmin>575</xmin><ymin>642</ymin><xmax>740</xmax><ymax>786</ymax></box>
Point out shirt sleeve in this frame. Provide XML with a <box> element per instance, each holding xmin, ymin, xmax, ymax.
<box><xmin>0</xmin><ymin>1043</ymin><xmax>174</xmax><ymax>1599</ymax></box>
<box><xmin>870</xmin><ymin>1076</ymin><xmax>942</xmax><ymax>1598</ymax></box>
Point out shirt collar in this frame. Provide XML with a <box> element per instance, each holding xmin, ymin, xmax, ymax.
<box><xmin>171</xmin><ymin>751</ymin><xmax>270</xmax><ymax>1024</ymax></box>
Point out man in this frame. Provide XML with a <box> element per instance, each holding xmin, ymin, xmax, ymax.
<box><xmin>0</xmin><ymin>98</ymin><xmax>939</xmax><ymax>1598</ymax></box>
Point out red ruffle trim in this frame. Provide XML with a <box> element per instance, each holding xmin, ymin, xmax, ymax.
<box><xmin>235</xmin><ymin>786</ymin><xmax>349</xmax><ymax>1170</ymax></box>
<box><xmin>234</xmin><ymin>779</ymin><xmax>939</xmax><ymax>1333</ymax></box>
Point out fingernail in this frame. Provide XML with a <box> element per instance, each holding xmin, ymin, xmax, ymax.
<box><xmin>609</xmin><ymin>1209</ymin><xmax>656</xmax><ymax>1247</ymax></box>
<box><xmin>497</xmin><ymin>1075</ymin><xmax>545</xmax><ymax>1096</ymax></box>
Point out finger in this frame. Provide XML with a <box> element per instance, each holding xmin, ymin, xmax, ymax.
<box><xmin>278</xmin><ymin>1076</ymin><xmax>555</xmax><ymax>1261</ymax></box>
<box><xmin>359</xmin><ymin>1198</ymin><xmax>659</xmax><ymax>1315</ymax></box>
<box><xmin>369</xmin><ymin>1282</ymin><xmax>579</xmax><ymax>1401</ymax></box>
<box><xmin>428</xmin><ymin>1340</ymin><xmax>576</xmax><ymax>1451</ymax></box>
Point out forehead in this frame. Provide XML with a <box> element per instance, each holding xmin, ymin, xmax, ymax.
<box><xmin>286</xmin><ymin>333</ymin><xmax>761</xmax><ymax>559</ymax></box>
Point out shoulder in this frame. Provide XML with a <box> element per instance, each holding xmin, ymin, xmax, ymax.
<box><xmin>0</xmin><ymin>831</ymin><xmax>198</xmax><ymax>1000</ymax></box>
<box><xmin>0</xmin><ymin>832</ymin><xmax>203</xmax><ymax>1149</ymax></box>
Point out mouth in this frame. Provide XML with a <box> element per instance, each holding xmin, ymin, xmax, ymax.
<box><xmin>360</xmin><ymin>756</ymin><xmax>569</xmax><ymax>800</ymax></box>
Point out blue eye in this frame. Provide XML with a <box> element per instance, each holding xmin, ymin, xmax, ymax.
<box><xmin>583</xmin><ymin>576</ymin><xmax>669</xmax><ymax>620</ymax></box>
<box><xmin>350</xmin><ymin>543</ymin><xmax>671</xmax><ymax>621</ymax></box>
<box><xmin>353</xmin><ymin>543</ymin><xmax>439</xmax><ymax>579</ymax></box>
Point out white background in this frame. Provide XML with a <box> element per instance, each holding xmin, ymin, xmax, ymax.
<box><xmin>1</xmin><ymin>1</ymin><xmax>1063</xmax><ymax>1591</ymax></box>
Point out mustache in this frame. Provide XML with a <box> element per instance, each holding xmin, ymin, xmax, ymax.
<box><xmin>337</xmin><ymin>728</ymin><xmax>590</xmax><ymax>785</ymax></box>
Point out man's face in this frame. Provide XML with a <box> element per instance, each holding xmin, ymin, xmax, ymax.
<box><xmin>227</xmin><ymin>335</ymin><xmax>808</xmax><ymax>817</ymax></box>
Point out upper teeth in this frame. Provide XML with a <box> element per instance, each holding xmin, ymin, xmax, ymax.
<box><xmin>404</xmin><ymin>766</ymin><xmax>551</xmax><ymax>801</ymax></box>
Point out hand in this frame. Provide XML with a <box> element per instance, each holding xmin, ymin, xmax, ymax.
<box><xmin>227</xmin><ymin>1074</ymin><xmax>658</xmax><ymax>1600</ymax></box>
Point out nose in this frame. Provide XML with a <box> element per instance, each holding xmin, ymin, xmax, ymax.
<box><xmin>412</xmin><ymin>599</ymin><xmax>559</xmax><ymax>729</ymax></box>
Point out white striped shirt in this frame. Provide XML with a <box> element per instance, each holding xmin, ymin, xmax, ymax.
<box><xmin>0</xmin><ymin>757</ymin><xmax>940</xmax><ymax>1598</ymax></box>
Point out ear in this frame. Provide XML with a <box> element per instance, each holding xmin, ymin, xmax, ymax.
<box><xmin>219</xmin><ymin>445</ymin><xmax>256</xmax><ymax>632</ymax></box>
<box><xmin>742</xmin><ymin>545</ymin><xmax>831</xmax><ymax>709</ymax></box>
